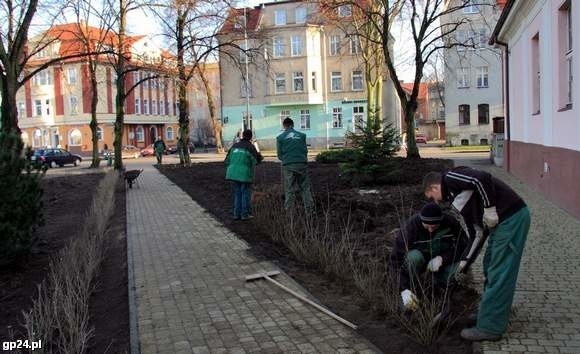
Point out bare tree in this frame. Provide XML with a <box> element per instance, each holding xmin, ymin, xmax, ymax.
<box><xmin>0</xmin><ymin>0</ymin><xmax>102</xmax><ymax>155</ymax></box>
<box><xmin>149</xmin><ymin>0</ymin><xmax>241</xmax><ymax>161</ymax></box>
<box><xmin>61</xmin><ymin>0</ymin><xmax>117</xmax><ymax>167</ymax></box>
<box><xmin>331</xmin><ymin>0</ymin><xmax>478</xmax><ymax>158</ymax></box>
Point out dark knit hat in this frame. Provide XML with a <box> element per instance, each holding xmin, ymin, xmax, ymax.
<box><xmin>420</xmin><ymin>203</ymin><xmax>443</xmax><ymax>225</ymax></box>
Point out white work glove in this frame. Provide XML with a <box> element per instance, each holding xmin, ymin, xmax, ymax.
<box><xmin>401</xmin><ymin>289</ymin><xmax>419</xmax><ymax>311</ymax></box>
<box><xmin>483</xmin><ymin>206</ymin><xmax>499</xmax><ymax>229</ymax></box>
<box><xmin>427</xmin><ymin>256</ymin><xmax>443</xmax><ymax>272</ymax></box>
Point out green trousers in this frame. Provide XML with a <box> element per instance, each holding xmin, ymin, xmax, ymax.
<box><xmin>282</xmin><ymin>163</ymin><xmax>314</xmax><ymax>212</ymax></box>
<box><xmin>477</xmin><ymin>206</ymin><xmax>530</xmax><ymax>335</ymax></box>
<box><xmin>406</xmin><ymin>249</ymin><xmax>458</xmax><ymax>287</ymax></box>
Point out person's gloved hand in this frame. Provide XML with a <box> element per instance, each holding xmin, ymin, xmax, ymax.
<box><xmin>427</xmin><ymin>256</ymin><xmax>443</xmax><ymax>272</ymax></box>
<box><xmin>483</xmin><ymin>206</ymin><xmax>499</xmax><ymax>228</ymax></box>
<box><xmin>401</xmin><ymin>289</ymin><xmax>419</xmax><ymax>311</ymax></box>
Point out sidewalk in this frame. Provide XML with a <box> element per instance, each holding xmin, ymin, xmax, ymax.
<box><xmin>467</xmin><ymin>164</ymin><xmax>580</xmax><ymax>354</ymax></box>
<box><xmin>126</xmin><ymin>163</ymin><xmax>379</xmax><ymax>354</ymax></box>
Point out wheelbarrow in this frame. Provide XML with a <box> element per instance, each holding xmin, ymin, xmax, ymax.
<box><xmin>124</xmin><ymin>169</ymin><xmax>143</xmax><ymax>189</ymax></box>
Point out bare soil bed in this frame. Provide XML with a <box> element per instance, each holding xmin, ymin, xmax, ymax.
<box><xmin>0</xmin><ymin>173</ymin><xmax>129</xmax><ymax>353</ymax></box>
<box><xmin>160</xmin><ymin>159</ymin><xmax>479</xmax><ymax>354</ymax></box>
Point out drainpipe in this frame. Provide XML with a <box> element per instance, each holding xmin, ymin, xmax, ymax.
<box><xmin>320</xmin><ymin>26</ymin><xmax>330</xmax><ymax>149</ymax></box>
<box><xmin>495</xmin><ymin>39</ymin><xmax>510</xmax><ymax>171</ymax></box>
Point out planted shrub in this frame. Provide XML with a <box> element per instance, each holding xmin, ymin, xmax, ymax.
<box><xmin>0</xmin><ymin>132</ymin><xmax>44</xmax><ymax>265</ymax></box>
<box><xmin>315</xmin><ymin>149</ymin><xmax>361</xmax><ymax>163</ymax></box>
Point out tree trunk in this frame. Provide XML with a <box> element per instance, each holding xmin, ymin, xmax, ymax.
<box><xmin>198</xmin><ymin>67</ymin><xmax>223</xmax><ymax>153</ymax></box>
<box><xmin>375</xmin><ymin>77</ymin><xmax>383</xmax><ymax>124</ymax></box>
<box><xmin>113</xmin><ymin>0</ymin><xmax>127</xmax><ymax>170</ymax></box>
<box><xmin>404</xmin><ymin>102</ymin><xmax>420</xmax><ymax>158</ymax></box>
<box><xmin>176</xmin><ymin>11</ymin><xmax>191</xmax><ymax>165</ymax></box>
<box><xmin>89</xmin><ymin>63</ymin><xmax>100</xmax><ymax>168</ymax></box>
<box><xmin>0</xmin><ymin>65</ymin><xmax>23</xmax><ymax>156</ymax></box>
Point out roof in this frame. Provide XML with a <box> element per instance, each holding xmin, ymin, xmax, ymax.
<box><xmin>489</xmin><ymin>0</ymin><xmax>516</xmax><ymax>45</ymax></box>
<box><xmin>401</xmin><ymin>82</ymin><xmax>428</xmax><ymax>99</ymax></box>
<box><xmin>219</xmin><ymin>7</ymin><xmax>262</xmax><ymax>35</ymax></box>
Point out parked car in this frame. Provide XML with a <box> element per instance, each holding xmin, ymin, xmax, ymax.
<box><xmin>140</xmin><ymin>144</ymin><xmax>155</xmax><ymax>156</ymax></box>
<box><xmin>31</xmin><ymin>148</ymin><xmax>82</xmax><ymax>168</ymax></box>
<box><xmin>165</xmin><ymin>144</ymin><xmax>178</xmax><ymax>154</ymax></box>
<box><xmin>415</xmin><ymin>134</ymin><xmax>428</xmax><ymax>144</ymax></box>
<box><xmin>121</xmin><ymin>145</ymin><xmax>141</xmax><ymax>159</ymax></box>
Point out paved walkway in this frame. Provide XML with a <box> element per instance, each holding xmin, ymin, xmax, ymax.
<box><xmin>466</xmin><ymin>164</ymin><xmax>580</xmax><ymax>354</ymax></box>
<box><xmin>126</xmin><ymin>163</ymin><xmax>379</xmax><ymax>354</ymax></box>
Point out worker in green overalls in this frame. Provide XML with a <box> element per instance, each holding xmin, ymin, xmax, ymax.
<box><xmin>389</xmin><ymin>203</ymin><xmax>468</xmax><ymax>311</ymax></box>
<box><xmin>423</xmin><ymin>166</ymin><xmax>530</xmax><ymax>341</ymax></box>
<box><xmin>276</xmin><ymin>118</ymin><xmax>314</xmax><ymax>213</ymax></box>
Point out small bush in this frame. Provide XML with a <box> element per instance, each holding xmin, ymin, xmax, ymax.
<box><xmin>315</xmin><ymin>149</ymin><xmax>361</xmax><ymax>163</ymax></box>
<box><xmin>0</xmin><ymin>132</ymin><xmax>44</xmax><ymax>265</ymax></box>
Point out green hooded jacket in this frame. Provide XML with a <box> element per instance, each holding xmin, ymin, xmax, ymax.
<box><xmin>276</xmin><ymin>128</ymin><xmax>308</xmax><ymax>165</ymax></box>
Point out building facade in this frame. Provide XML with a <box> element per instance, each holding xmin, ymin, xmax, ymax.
<box><xmin>218</xmin><ymin>0</ymin><xmax>400</xmax><ymax>150</ymax></box>
<box><xmin>442</xmin><ymin>0</ymin><xmax>503</xmax><ymax>146</ymax></box>
<box><xmin>491</xmin><ymin>0</ymin><xmax>580</xmax><ymax>218</ymax></box>
<box><xmin>17</xmin><ymin>24</ymin><xmax>219</xmax><ymax>155</ymax></box>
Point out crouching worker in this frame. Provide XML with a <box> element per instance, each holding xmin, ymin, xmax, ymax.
<box><xmin>225</xmin><ymin>129</ymin><xmax>263</xmax><ymax>220</ymax></box>
<box><xmin>389</xmin><ymin>203</ymin><xmax>467</xmax><ymax>311</ymax></box>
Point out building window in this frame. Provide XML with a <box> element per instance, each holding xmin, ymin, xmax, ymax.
<box><xmin>274</xmin><ymin>10</ymin><xmax>286</xmax><ymax>26</ymax></box>
<box><xmin>295</xmin><ymin>7</ymin><xmax>307</xmax><ymax>24</ymax></box>
<box><xmin>459</xmin><ymin>104</ymin><xmax>470</xmax><ymax>125</ymax></box>
<box><xmin>33</xmin><ymin>129</ymin><xmax>42</xmax><ymax>147</ymax></box>
<box><xmin>353</xmin><ymin>106</ymin><xmax>365</xmax><ymax>131</ymax></box>
<box><xmin>17</xmin><ymin>101</ymin><xmax>26</xmax><ymax>118</ymax></box>
<box><xmin>456</xmin><ymin>30</ymin><xmax>466</xmax><ymax>50</ymax></box>
<box><xmin>34</xmin><ymin>99</ymin><xmax>42</xmax><ymax>116</ymax></box>
<box><xmin>33</xmin><ymin>69</ymin><xmax>52</xmax><ymax>86</ymax></box>
<box><xmin>463</xmin><ymin>0</ymin><xmax>480</xmax><ymax>14</ymax></box>
<box><xmin>311</xmin><ymin>72</ymin><xmax>317</xmax><ymax>91</ymax></box>
<box><xmin>241</xmin><ymin>75</ymin><xmax>252</xmax><ymax>97</ymax></box>
<box><xmin>275</xmin><ymin>73</ymin><xmax>286</xmax><ymax>94</ymax></box>
<box><xmin>300</xmin><ymin>109</ymin><xmax>310</xmax><ymax>129</ymax></box>
<box><xmin>331</xmin><ymin>72</ymin><xmax>342</xmax><ymax>92</ymax></box>
<box><xmin>67</xmin><ymin>68</ymin><xmax>77</xmax><ymax>84</ymax></box>
<box><xmin>96</xmin><ymin>127</ymin><xmax>103</xmax><ymax>141</ymax></box>
<box><xmin>160</xmin><ymin>100</ymin><xmax>165</xmax><ymax>115</ymax></box>
<box><xmin>144</xmin><ymin>99</ymin><xmax>149</xmax><ymax>115</ymax></box>
<box><xmin>291</xmin><ymin>35</ymin><xmax>303</xmax><ymax>56</ymax></box>
<box><xmin>152</xmin><ymin>99</ymin><xmax>157</xmax><ymax>115</ymax></box>
<box><xmin>350</xmin><ymin>36</ymin><xmax>361</xmax><ymax>55</ymax></box>
<box><xmin>457</xmin><ymin>68</ymin><xmax>469</xmax><ymax>88</ymax></box>
<box><xmin>239</xmin><ymin>42</ymin><xmax>248</xmax><ymax>63</ymax></box>
<box><xmin>234</xmin><ymin>15</ymin><xmax>245</xmax><ymax>29</ymax></box>
<box><xmin>332</xmin><ymin>107</ymin><xmax>343</xmax><ymax>128</ymax></box>
<box><xmin>352</xmin><ymin>70</ymin><xmax>363</xmax><ymax>91</ymax></box>
<box><xmin>477</xmin><ymin>28</ymin><xmax>488</xmax><ymax>48</ymax></box>
<box><xmin>45</xmin><ymin>99</ymin><xmax>51</xmax><ymax>115</ymax></box>
<box><xmin>293</xmin><ymin>72</ymin><xmax>304</xmax><ymax>92</ymax></box>
<box><xmin>330</xmin><ymin>35</ymin><xmax>341</xmax><ymax>56</ymax></box>
<box><xmin>69</xmin><ymin>96</ymin><xmax>78</xmax><ymax>114</ymax></box>
<box><xmin>143</xmin><ymin>72</ymin><xmax>150</xmax><ymax>88</ymax></box>
<box><xmin>135</xmin><ymin>98</ymin><xmax>141</xmax><ymax>114</ymax></box>
<box><xmin>531</xmin><ymin>33</ymin><xmax>541</xmax><ymax>114</ymax></box>
<box><xmin>280</xmin><ymin>110</ymin><xmax>290</xmax><ymax>129</ymax></box>
<box><xmin>136</xmin><ymin>126</ymin><xmax>144</xmax><ymax>142</ymax></box>
<box><xmin>559</xmin><ymin>0</ymin><xmax>573</xmax><ymax>107</ymax></box>
<box><xmin>476</xmin><ymin>66</ymin><xmax>488</xmax><ymax>88</ymax></box>
<box><xmin>273</xmin><ymin>37</ymin><xmax>285</xmax><ymax>58</ymax></box>
<box><xmin>69</xmin><ymin>129</ymin><xmax>82</xmax><ymax>146</ymax></box>
<box><xmin>133</xmin><ymin>71</ymin><xmax>140</xmax><ymax>85</ymax></box>
<box><xmin>338</xmin><ymin>4</ymin><xmax>352</xmax><ymax>17</ymax></box>
<box><xmin>166</xmin><ymin>126</ymin><xmax>174</xmax><ymax>140</ymax></box>
<box><xmin>478</xmin><ymin>104</ymin><xmax>489</xmax><ymax>124</ymax></box>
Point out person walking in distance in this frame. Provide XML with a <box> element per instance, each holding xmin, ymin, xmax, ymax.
<box><xmin>153</xmin><ymin>136</ymin><xmax>166</xmax><ymax>165</ymax></box>
<box><xmin>276</xmin><ymin>118</ymin><xmax>314</xmax><ymax>213</ymax></box>
<box><xmin>423</xmin><ymin>166</ymin><xmax>530</xmax><ymax>341</ymax></box>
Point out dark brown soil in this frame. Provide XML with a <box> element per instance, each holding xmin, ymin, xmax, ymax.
<box><xmin>159</xmin><ymin>160</ymin><xmax>480</xmax><ymax>354</ymax></box>
<box><xmin>0</xmin><ymin>173</ymin><xmax>129</xmax><ymax>354</ymax></box>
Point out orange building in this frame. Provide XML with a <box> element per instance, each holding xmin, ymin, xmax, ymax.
<box><xmin>17</xmin><ymin>23</ymin><xmax>219</xmax><ymax>155</ymax></box>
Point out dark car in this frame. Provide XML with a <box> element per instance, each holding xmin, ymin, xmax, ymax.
<box><xmin>31</xmin><ymin>148</ymin><xmax>82</xmax><ymax>168</ymax></box>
